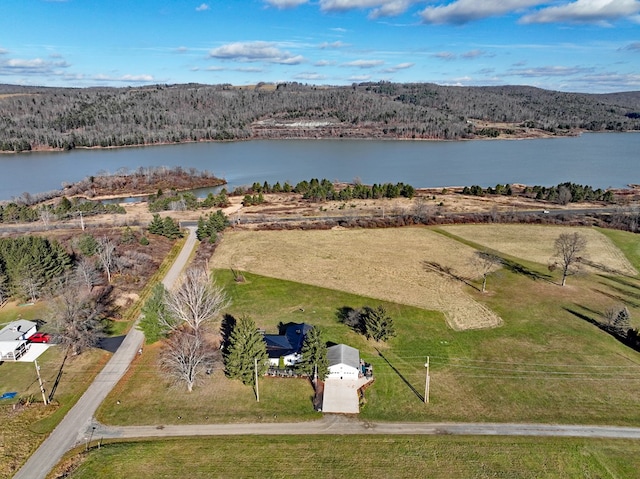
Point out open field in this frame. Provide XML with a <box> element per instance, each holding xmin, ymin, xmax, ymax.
<box><xmin>212</xmin><ymin>228</ymin><xmax>501</xmax><ymax>330</ymax></box>
<box><xmin>100</xmin><ymin>225</ymin><xmax>640</xmax><ymax>427</ymax></box>
<box><xmin>61</xmin><ymin>435</ymin><xmax>640</xmax><ymax>479</ymax></box>
<box><xmin>440</xmin><ymin>224</ymin><xmax>638</xmax><ymax>276</ymax></box>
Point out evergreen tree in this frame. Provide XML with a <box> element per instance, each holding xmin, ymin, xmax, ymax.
<box><xmin>148</xmin><ymin>213</ymin><xmax>164</xmax><ymax>235</ymax></box>
<box><xmin>138</xmin><ymin>283</ymin><xmax>170</xmax><ymax>343</ymax></box>
<box><xmin>296</xmin><ymin>326</ymin><xmax>329</xmax><ymax>380</ymax></box>
<box><xmin>362</xmin><ymin>305</ymin><xmax>396</xmax><ymax>342</ymax></box>
<box><xmin>224</xmin><ymin>316</ymin><xmax>268</xmax><ymax>386</ymax></box>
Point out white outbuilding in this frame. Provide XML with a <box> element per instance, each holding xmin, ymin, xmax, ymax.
<box><xmin>327</xmin><ymin>344</ymin><xmax>361</xmax><ymax>380</ymax></box>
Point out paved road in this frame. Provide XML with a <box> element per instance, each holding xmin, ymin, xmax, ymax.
<box><xmin>13</xmin><ymin>227</ymin><xmax>198</xmax><ymax>479</ymax></box>
<box><xmin>92</xmin><ymin>414</ymin><xmax>640</xmax><ymax>440</ymax></box>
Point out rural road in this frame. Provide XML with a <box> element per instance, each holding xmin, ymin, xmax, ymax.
<box><xmin>13</xmin><ymin>227</ymin><xmax>198</xmax><ymax>479</ymax></box>
<box><xmin>91</xmin><ymin>414</ymin><xmax>640</xmax><ymax>440</ymax></box>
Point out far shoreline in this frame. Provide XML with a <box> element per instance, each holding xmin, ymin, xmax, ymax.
<box><xmin>0</xmin><ymin>128</ymin><xmax>600</xmax><ymax>156</ymax></box>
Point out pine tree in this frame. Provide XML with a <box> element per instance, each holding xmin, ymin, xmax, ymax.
<box><xmin>148</xmin><ymin>213</ymin><xmax>164</xmax><ymax>235</ymax></box>
<box><xmin>362</xmin><ymin>305</ymin><xmax>396</xmax><ymax>342</ymax></box>
<box><xmin>138</xmin><ymin>283</ymin><xmax>170</xmax><ymax>343</ymax></box>
<box><xmin>224</xmin><ymin>316</ymin><xmax>268</xmax><ymax>386</ymax></box>
<box><xmin>296</xmin><ymin>326</ymin><xmax>329</xmax><ymax>380</ymax></box>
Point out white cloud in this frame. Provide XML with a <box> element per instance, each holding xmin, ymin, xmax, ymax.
<box><xmin>0</xmin><ymin>57</ymin><xmax>70</xmax><ymax>75</ymax></box>
<box><xmin>0</xmin><ymin>48</ymin><xmax>9</xmax><ymax>55</ymax></box>
<box><xmin>92</xmin><ymin>73</ymin><xmax>155</xmax><ymax>83</ymax></box>
<box><xmin>462</xmin><ymin>49</ymin><xmax>493</xmax><ymax>59</ymax></box>
<box><xmin>320</xmin><ymin>0</ymin><xmax>416</xmax><ymax>18</ymax></box>
<box><xmin>507</xmin><ymin>65</ymin><xmax>595</xmax><ymax>77</ymax></box>
<box><xmin>348</xmin><ymin>74</ymin><xmax>372</xmax><ymax>81</ymax></box>
<box><xmin>343</xmin><ymin>59</ymin><xmax>385</xmax><ymax>68</ymax></box>
<box><xmin>294</xmin><ymin>72</ymin><xmax>328</xmax><ymax>80</ymax></box>
<box><xmin>174</xmin><ymin>46</ymin><xmax>189</xmax><ymax>53</ymax></box>
<box><xmin>319</xmin><ymin>41</ymin><xmax>349</xmax><ymax>49</ymax></box>
<box><xmin>209</xmin><ymin>41</ymin><xmax>304</xmax><ymax>64</ymax></box>
<box><xmin>264</xmin><ymin>0</ymin><xmax>309</xmax><ymax>8</ymax></box>
<box><xmin>521</xmin><ymin>0</ymin><xmax>640</xmax><ymax>25</ymax></box>
<box><xmin>382</xmin><ymin>62</ymin><xmax>414</xmax><ymax>72</ymax></box>
<box><xmin>434</xmin><ymin>51</ymin><xmax>456</xmax><ymax>60</ymax></box>
<box><xmin>621</xmin><ymin>41</ymin><xmax>640</xmax><ymax>51</ymax></box>
<box><xmin>195</xmin><ymin>3</ymin><xmax>210</xmax><ymax>12</ymax></box>
<box><xmin>420</xmin><ymin>0</ymin><xmax>544</xmax><ymax>24</ymax></box>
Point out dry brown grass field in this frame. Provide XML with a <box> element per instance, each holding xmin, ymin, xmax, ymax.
<box><xmin>440</xmin><ymin>224</ymin><xmax>638</xmax><ymax>276</ymax></box>
<box><xmin>212</xmin><ymin>227</ymin><xmax>501</xmax><ymax>330</ymax></box>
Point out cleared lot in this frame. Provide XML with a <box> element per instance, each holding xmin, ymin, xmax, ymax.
<box><xmin>213</xmin><ymin>227</ymin><xmax>502</xmax><ymax>330</ymax></box>
<box><xmin>440</xmin><ymin>224</ymin><xmax>638</xmax><ymax>276</ymax></box>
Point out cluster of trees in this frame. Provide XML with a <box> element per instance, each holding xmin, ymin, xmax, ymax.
<box><xmin>139</xmin><ymin>268</ymin><xmax>230</xmax><ymax>392</ymax></box>
<box><xmin>0</xmin><ymin>197</ymin><xmax>125</xmax><ymax>225</ymax></box>
<box><xmin>196</xmin><ymin>210</ymin><xmax>230</xmax><ymax>243</ymax></box>
<box><xmin>149</xmin><ymin>189</ymin><xmax>229</xmax><ymax>212</ymax></box>
<box><xmin>237</xmin><ymin>178</ymin><xmax>415</xmax><ymax>202</ymax></box>
<box><xmin>147</xmin><ymin>214</ymin><xmax>183</xmax><ymax>239</ymax></box>
<box><xmin>462</xmin><ymin>182</ymin><xmax>614</xmax><ymax>205</ymax></box>
<box><xmin>0</xmin><ymin>236</ymin><xmax>72</xmax><ymax>302</ymax></box>
<box><xmin>2</xmin><ymin>82</ymin><xmax>637</xmax><ymax>152</ymax></box>
<box><xmin>524</xmin><ymin>182</ymin><xmax>614</xmax><ymax>204</ymax></box>
<box><xmin>462</xmin><ymin>184</ymin><xmax>513</xmax><ymax>196</ymax></box>
<box><xmin>341</xmin><ymin>305</ymin><xmax>396</xmax><ymax>342</ymax></box>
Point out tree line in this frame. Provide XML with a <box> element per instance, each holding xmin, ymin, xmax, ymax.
<box><xmin>1</xmin><ymin>82</ymin><xmax>639</xmax><ymax>152</ymax></box>
<box><xmin>462</xmin><ymin>181</ymin><xmax>614</xmax><ymax>204</ymax></box>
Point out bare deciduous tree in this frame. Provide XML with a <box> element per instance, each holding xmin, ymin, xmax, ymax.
<box><xmin>473</xmin><ymin>251</ymin><xmax>502</xmax><ymax>293</ymax></box>
<box><xmin>163</xmin><ymin>267</ymin><xmax>230</xmax><ymax>334</ymax></box>
<box><xmin>49</xmin><ymin>274</ymin><xmax>106</xmax><ymax>355</ymax></box>
<box><xmin>160</xmin><ymin>328</ymin><xmax>215</xmax><ymax>392</ymax></box>
<box><xmin>75</xmin><ymin>256</ymin><xmax>102</xmax><ymax>292</ymax></box>
<box><xmin>552</xmin><ymin>232</ymin><xmax>587</xmax><ymax>286</ymax></box>
<box><xmin>96</xmin><ymin>236</ymin><xmax>116</xmax><ymax>283</ymax></box>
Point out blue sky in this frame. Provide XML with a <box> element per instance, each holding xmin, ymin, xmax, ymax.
<box><xmin>1</xmin><ymin>0</ymin><xmax>639</xmax><ymax>92</ymax></box>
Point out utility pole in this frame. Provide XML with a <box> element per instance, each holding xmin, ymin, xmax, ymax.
<box><xmin>424</xmin><ymin>356</ymin><xmax>430</xmax><ymax>404</ymax></box>
<box><xmin>254</xmin><ymin>357</ymin><xmax>260</xmax><ymax>402</ymax></box>
<box><xmin>34</xmin><ymin>359</ymin><xmax>48</xmax><ymax>405</ymax></box>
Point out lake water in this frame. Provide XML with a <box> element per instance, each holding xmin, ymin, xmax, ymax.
<box><xmin>0</xmin><ymin>132</ymin><xmax>638</xmax><ymax>201</ymax></box>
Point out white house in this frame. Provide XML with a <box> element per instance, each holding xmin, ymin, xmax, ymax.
<box><xmin>0</xmin><ymin>320</ymin><xmax>37</xmax><ymax>361</ymax></box>
<box><xmin>327</xmin><ymin>344</ymin><xmax>361</xmax><ymax>379</ymax></box>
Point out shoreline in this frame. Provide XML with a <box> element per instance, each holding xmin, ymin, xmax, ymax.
<box><xmin>0</xmin><ymin>128</ymin><xmax>600</xmax><ymax>156</ymax></box>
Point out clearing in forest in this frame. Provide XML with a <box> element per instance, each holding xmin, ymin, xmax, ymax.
<box><xmin>212</xmin><ymin>227</ymin><xmax>501</xmax><ymax>331</ymax></box>
<box><xmin>439</xmin><ymin>225</ymin><xmax>638</xmax><ymax>277</ymax></box>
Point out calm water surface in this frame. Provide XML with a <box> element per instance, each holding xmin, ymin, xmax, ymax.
<box><xmin>0</xmin><ymin>132</ymin><xmax>638</xmax><ymax>201</ymax></box>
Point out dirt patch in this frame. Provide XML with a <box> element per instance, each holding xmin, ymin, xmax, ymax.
<box><xmin>439</xmin><ymin>224</ymin><xmax>638</xmax><ymax>276</ymax></box>
<box><xmin>212</xmin><ymin>228</ymin><xmax>502</xmax><ymax>331</ymax></box>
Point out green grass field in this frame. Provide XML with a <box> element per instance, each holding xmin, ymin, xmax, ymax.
<box><xmin>97</xmin><ymin>226</ymin><xmax>640</xmax><ymax>427</ymax></box>
<box><xmin>63</xmin><ymin>435</ymin><xmax>640</xmax><ymax>479</ymax></box>
<box><xmin>7</xmin><ymin>224</ymin><xmax>640</xmax><ymax>478</ymax></box>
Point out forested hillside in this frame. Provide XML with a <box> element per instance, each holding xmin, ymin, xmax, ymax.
<box><xmin>1</xmin><ymin>82</ymin><xmax>639</xmax><ymax>152</ymax></box>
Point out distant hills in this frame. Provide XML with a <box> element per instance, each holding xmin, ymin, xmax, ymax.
<box><xmin>1</xmin><ymin>82</ymin><xmax>639</xmax><ymax>152</ymax></box>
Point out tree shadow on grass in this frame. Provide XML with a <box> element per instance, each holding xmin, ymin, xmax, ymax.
<box><xmin>48</xmin><ymin>348</ymin><xmax>69</xmax><ymax>402</ymax></box>
<box><xmin>376</xmin><ymin>349</ymin><xmax>424</xmax><ymax>403</ymax></box>
<box><xmin>599</xmin><ymin>275</ymin><xmax>640</xmax><ymax>291</ymax></box>
<box><xmin>422</xmin><ymin>260</ymin><xmax>479</xmax><ymax>291</ymax></box>
<box><xmin>592</xmin><ymin>288</ymin><xmax>640</xmax><ymax>309</ymax></box>
<box><xmin>500</xmin><ymin>258</ymin><xmax>553</xmax><ymax>283</ymax></box>
<box><xmin>564</xmin><ymin>305</ymin><xmax>637</xmax><ymax>352</ymax></box>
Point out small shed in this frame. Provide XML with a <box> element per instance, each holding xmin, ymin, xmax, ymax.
<box><xmin>327</xmin><ymin>344</ymin><xmax>360</xmax><ymax>380</ymax></box>
<box><xmin>0</xmin><ymin>320</ymin><xmax>37</xmax><ymax>361</ymax></box>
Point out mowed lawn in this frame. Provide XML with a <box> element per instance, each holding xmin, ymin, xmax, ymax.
<box><xmin>64</xmin><ymin>436</ymin><xmax>640</xmax><ymax>479</ymax></box>
<box><xmin>98</xmin><ymin>225</ymin><xmax>640</xmax><ymax>427</ymax></box>
<box><xmin>0</xmin><ymin>302</ymin><xmax>111</xmax><ymax>479</ymax></box>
